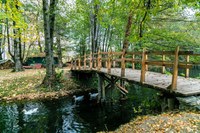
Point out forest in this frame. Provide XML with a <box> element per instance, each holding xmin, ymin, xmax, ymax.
<box><xmin>0</xmin><ymin>0</ymin><xmax>200</xmax><ymax>132</ymax></box>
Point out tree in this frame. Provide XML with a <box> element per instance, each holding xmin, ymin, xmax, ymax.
<box><xmin>42</xmin><ymin>0</ymin><xmax>57</xmax><ymax>88</ymax></box>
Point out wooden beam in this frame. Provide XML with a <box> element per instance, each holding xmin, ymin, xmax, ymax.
<box><xmin>140</xmin><ymin>48</ymin><xmax>146</xmax><ymax>83</ymax></box>
<box><xmin>171</xmin><ymin>46</ymin><xmax>179</xmax><ymax>90</ymax></box>
<box><xmin>115</xmin><ymin>83</ymin><xmax>128</xmax><ymax>94</ymax></box>
<box><xmin>185</xmin><ymin>55</ymin><xmax>190</xmax><ymax>78</ymax></box>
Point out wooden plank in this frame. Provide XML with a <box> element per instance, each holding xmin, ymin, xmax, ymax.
<box><xmin>111</xmin><ymin>52</ymin><xmax>123</xmax><ymax>55</ymax></box>
<box><xmin>171</xmin><ymin>46</ymin><xmax>179</xmax><ymax>90</ymax></box>
<box><xmin>115</xmin><ymin>83</ymin><xmax>128</xmax><ymax>94</ymax></box>
<box><xmin>140</xmin><ymin>48</ymin><xmax>146</xmax><ymax>83</ymax></box>
<box><xmin>146</xmin><ymin>51</ymin><xmax>193</xmax><ymax>55</ymax></box>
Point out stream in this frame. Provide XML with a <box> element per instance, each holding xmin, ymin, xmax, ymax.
<box><xmin>0</xmin><ymin>85</ymin><xmax>163</xmax><ymax>133</ymax></box>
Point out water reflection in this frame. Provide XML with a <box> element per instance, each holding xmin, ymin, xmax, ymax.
<box><xmin>0</xmin><ymin>84</ymin><xmax>162</xmax><ymax>133</ymax></box>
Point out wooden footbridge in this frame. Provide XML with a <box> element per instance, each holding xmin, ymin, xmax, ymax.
<box><xmin>71</xmin><ymin>46</ymin><xmax>200</xmax><ymax>101</ymax></box>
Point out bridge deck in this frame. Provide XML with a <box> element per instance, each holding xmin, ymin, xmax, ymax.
<box><xmin>73</xmin><ymin>68</ymin><xmax>200</xmax><ymax>96</ymax></box>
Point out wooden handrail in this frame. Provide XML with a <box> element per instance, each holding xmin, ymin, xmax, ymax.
<box><xmin>71</xmin><ymin>47</ymin><xmax>199</xmax><ymax>90</ymax></box>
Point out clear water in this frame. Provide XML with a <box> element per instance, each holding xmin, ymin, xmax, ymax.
<box><xmin>0</xmin><ymin>85</ymin><xmax>161</xmax><ymax>133</ymax></box>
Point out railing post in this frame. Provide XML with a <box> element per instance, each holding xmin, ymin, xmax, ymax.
<box><xmin>97</xmin><ymin>50</ymin><xmax>101</xmax><ymax>71</ymax></box>
<box><xmin>121</xmin><ymin>51</ymin><xmax>125</xmax><ymax>77</ymax></box>
<box><xmin>78</xmin><ymin>56</ymin><xmax>81</xmax><ymax>70</ymax></box>
<box><xmin>171</xmin><ymin>46</ymin><xmax>179</xmax><ymax>90</ymax></box>
<box><xmin>132</xmin><ymin>54</ymin><xmax>135</xmax><ymax>70</ymax></box>
<box><xmin>145</xmin><ymin>54</ymin><xmax>148</xmax><ymax>71</ymax></box>
<box><xmin>107</xmin><ymin>51</ymin><xmax>111</xmax><ymax>73</ymax></box>
<box><xmin>90</xmin><ymin>52</ymin><xmax>93</xmax><ymax>70</ymax></box>
<box><xmin>185</xmin><ymin>55</ymin><xmax>190</xmax><ymax>78</ymax></box>
<box><xmin>140</xmin><ymin>48</ymin><xmax>146</xmax><ymax>83</ymax></box>
<box><xmin>162</xmin><ymin>51</ymin><xmax>166</xmax><ymax>74</ymax></box>
<box><xmin>84</xmin><ymin>53</ymin><xmax>86</xmax><ymax>70</ymax></box>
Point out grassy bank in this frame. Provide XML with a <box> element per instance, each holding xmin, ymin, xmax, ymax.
<box><xmin>0</xmin><ymin>68</ymin><xmax>88</xmax><ymax>102</ymax></box>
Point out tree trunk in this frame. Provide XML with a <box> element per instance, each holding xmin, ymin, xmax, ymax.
<box><xmin>42</xmin><ymin>0</ymin><xmax>57</xmax><ymax>88</ymax></box>
<box><xmin>122</xmin><ymin>10</ymin><xmax>133</xmax><ymax>53</ymax></box>
<box><xmin>56</xmin><ymin>33</ymin><xmax>63</xmax><ymax>68</ymax></box>
<box><xmin>12</xmin><ymin>2</ymin><xmax>23</xmax><ymax>72</ymax></box>
<box><xmin>13</xmin><ymin>22</ymin><xmax>23</xmax><ymax>72</ymax></box>
<box><xmin>90</xmin><ymin>0</ymin><xmax>99</xmax><ymax>53</ymax></box>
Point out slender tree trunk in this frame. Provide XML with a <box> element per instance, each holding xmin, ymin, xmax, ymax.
<box><xmin>56</xmin><ymin>33</ymin><xmax>63</xmax><ymax>68</ymax></box>
<box><xmin>42</xmin><ymin>0</ymin><xmax>57</xmax><ymax>88</ymax></box>
<box><xmin>139</xmin><ymin>0</ymin><xmax>151</xmax><ymax>38</ymax></box>
<box><xmin>36</xmin><ymin>12</ymin><xmax>43</xmax><ymax>53</ymax></box>
<box><xmin>102</xmin><ymin>28</ymin><xmax>107</xmax><ymax>52</ymax></box>
<box><xmin>0</xmin><ymin>25</ymin><xmax>3</xmax><ymax>60</ymax></box>
<box><xmin>6</xmin><ymin>13</ymin><xmax>14</xmax><ymax>61</ymax></box>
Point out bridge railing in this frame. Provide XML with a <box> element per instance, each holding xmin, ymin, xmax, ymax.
<box><xmin>71</xmin><ymin>46</ymin><xmax>200</xmax><ymax>90</ymax></box>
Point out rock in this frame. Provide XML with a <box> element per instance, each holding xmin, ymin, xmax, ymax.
<box><xmin>177</xmin><ymin>96</ymin><xmax>200</xmax><ymax>110</ymax></box>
